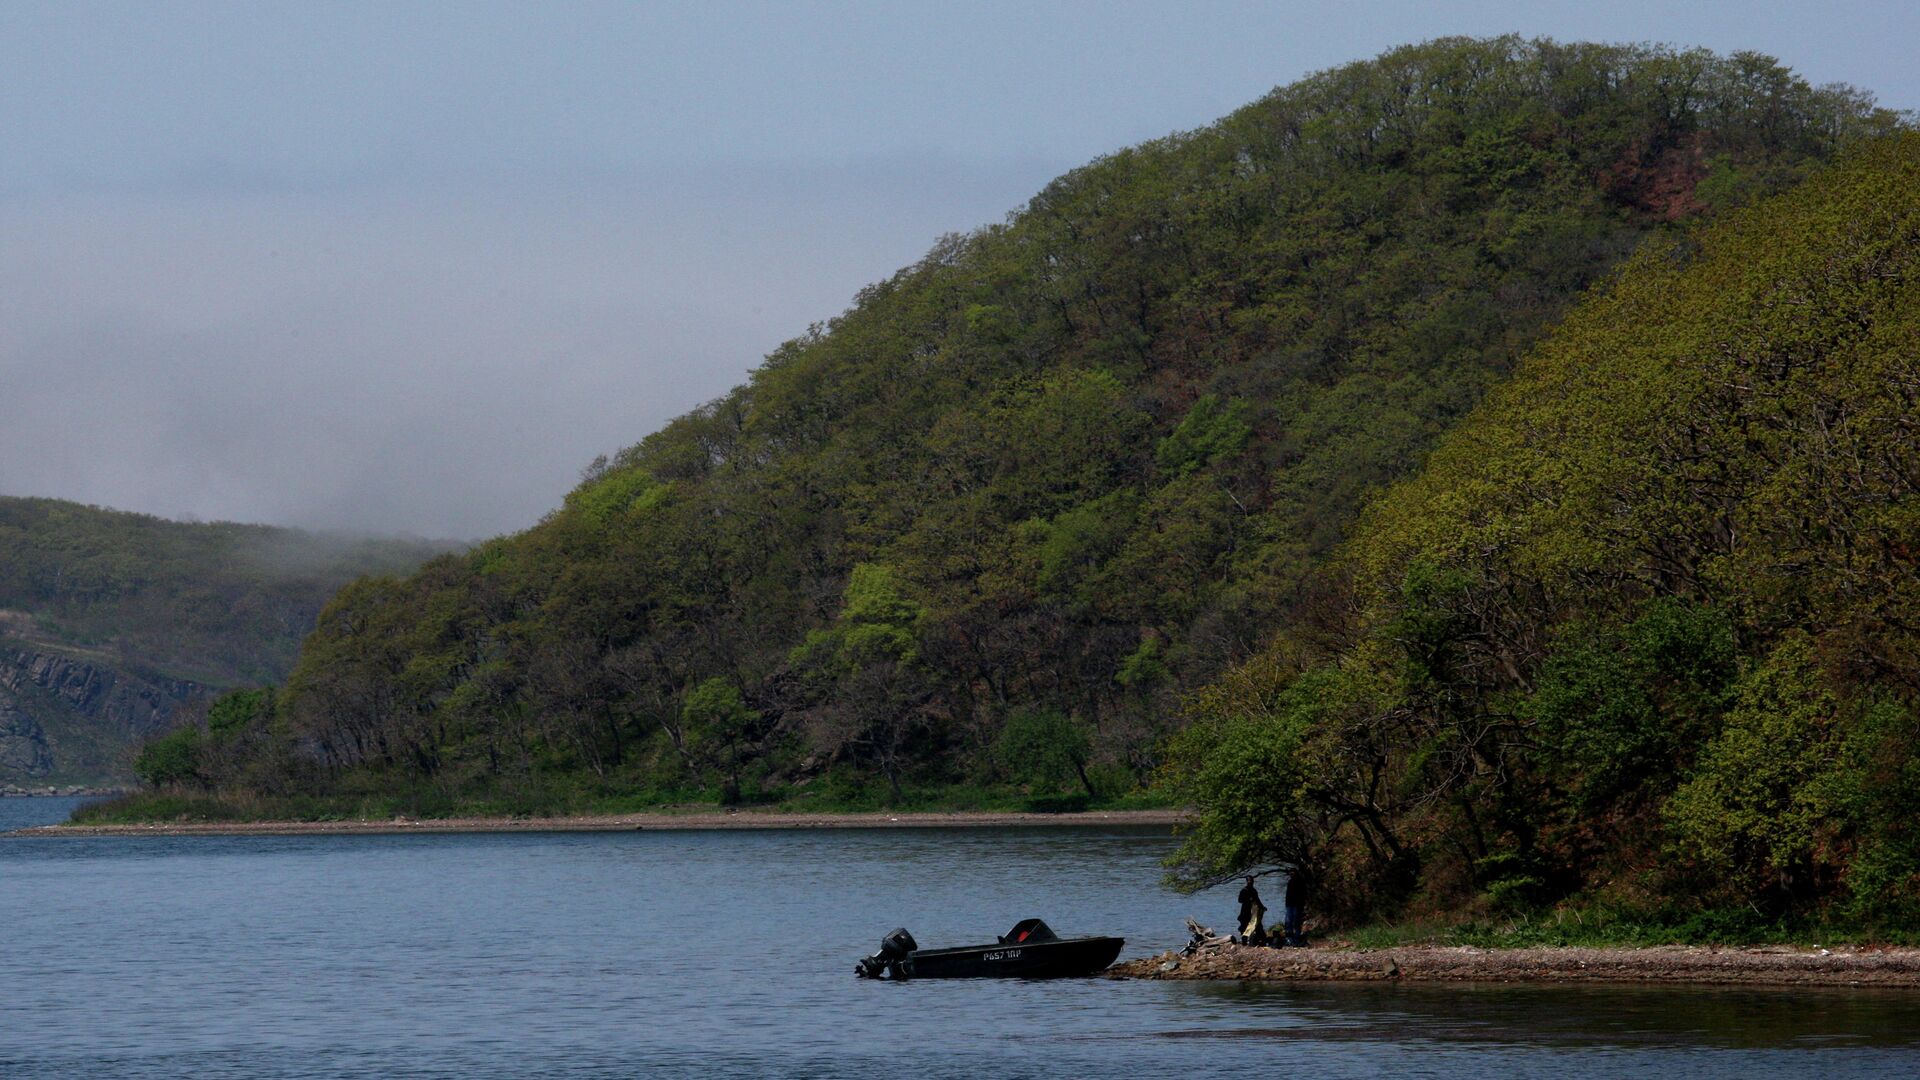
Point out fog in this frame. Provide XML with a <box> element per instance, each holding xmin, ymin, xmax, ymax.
<box><xmin>0</xmin><ymin>166</ymin><xmax>1054</xmax><ymax>537</ymax></box>
<box><xmin>2</xmin><ymin>1</ymin><xmax>1914</xmax><ymax>539</ymax></box>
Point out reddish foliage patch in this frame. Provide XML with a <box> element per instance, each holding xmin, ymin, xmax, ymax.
<box><xmin>1603</xmin><ymin>135</ymin><xmax>1709</xmax><ymax>220</ymax></box>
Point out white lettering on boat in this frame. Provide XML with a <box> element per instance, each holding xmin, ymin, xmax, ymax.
<box><xmin>984</xmin><ymin>949</ymin><xmax>1022</xmax><ymax>961</ymax></box>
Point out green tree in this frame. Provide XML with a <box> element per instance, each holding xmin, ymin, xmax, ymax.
<box><xmin>133</xmin><ymin>727</ymin><xmax>204</xmax><ymax>789</ymax></box>
<box><xmin>681</xmin><ymin>678</ymin><xmax>759</xmax><ymax>802</ymax></box>
<box><xmin>994</xmin><ymin>709</ymin><xmax>1095</xmax><ymax>796</ymax></box>
<box><xmin>1666</xmin><ymin>635</ymin><xmax>1852</xmax><ymax>908</ymax></box>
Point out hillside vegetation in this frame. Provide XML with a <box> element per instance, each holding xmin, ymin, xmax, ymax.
<box><xmin>0</xmin><ymin>497</ymin><xmax>450</xmax><ymax>684</ymax></box>
<box><xmin>1164</xmin><ymin>134</ymin><xmax>1920</xmax><ymax>936</ymax></box>
<box><xmin>0</xmin><ymin>496</ymin><xmax>449</xmax><ymax>785</ymax></box>
<box><xmin>113</xmin><ymin>39</ymin><xmax>1902</xmax><ymax>827</ymax></box>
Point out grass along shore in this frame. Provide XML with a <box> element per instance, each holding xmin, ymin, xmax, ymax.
<box><xmin>14</xmin><ymin>806</ymin><xmax>1187</xmax><ymax>837</ymax></box>
<box><xmin>58</xmin><ymin>781</ymin><xmax>1178</xmax><ymax>828</ymax></box>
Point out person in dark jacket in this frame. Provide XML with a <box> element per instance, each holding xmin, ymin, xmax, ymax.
<box><xmin>1236</xmin><ymin>876</ymin><xmax>1265</xmax><ymax>943</ymax></box>
<box><xmin>1283</xmin><ymin>869</ymin><xmax>1309</xmax><ymax>946</ymax></box>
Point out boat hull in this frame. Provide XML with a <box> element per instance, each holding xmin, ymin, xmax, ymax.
<box><xmin>902</xmin><ymin>935</ymin><xmax>1125</xmax><ymax>979</ymax></box>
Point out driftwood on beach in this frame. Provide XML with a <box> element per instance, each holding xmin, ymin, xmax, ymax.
<box><xmin>1182</xmin><ymin>917</ymin><xmax>1233</xmax><ymax>953</ymax></box>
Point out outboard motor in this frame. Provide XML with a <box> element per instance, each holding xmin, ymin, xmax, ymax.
<box><xmin>854</xmin><ymin>927</ymin><xmax>918</xmax><ymax>979</ymax></box>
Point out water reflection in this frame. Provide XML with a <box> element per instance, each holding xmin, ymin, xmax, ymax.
<box><xmin>1165</xmin><ymin>981</ymin><xmax>1920</xmax><ymax>1050</ymax></box>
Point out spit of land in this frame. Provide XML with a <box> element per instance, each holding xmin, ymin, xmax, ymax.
<box><xmin>8</xmin><ymin>807</ymin><xmax>1186</xmax><ymax>837</ymax></box>
<box><xmin>1111</xmin><ymin>941</ymin><xmax>1920</xmax><ymax>988</ymax></box>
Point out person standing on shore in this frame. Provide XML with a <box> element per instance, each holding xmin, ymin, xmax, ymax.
<box><xmin>1236</xmin><ymin>876</ymin><xmax>1265</xmax><ymax>943</ymax></box>
<box><xmin>1283</xmin><ymin>868</ymin><xmax>1309</xmax><ymax>946</ymax></box>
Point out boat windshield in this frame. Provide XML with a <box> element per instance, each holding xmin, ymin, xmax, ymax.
<box><xmin>1002</xmin><ymin>918</ymin><xmax>1060</xmax><ymax>944</ymax></box>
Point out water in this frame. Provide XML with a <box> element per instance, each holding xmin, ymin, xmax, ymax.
<box><xmin>0</xmin><ymin>795</ymin><xmax>112</xmax><ymax>832</ymax></box>
<box><xmin>4</xmin><ymin>799</ymin><xmax>1918</xmax><ymax>1078</ymax></box>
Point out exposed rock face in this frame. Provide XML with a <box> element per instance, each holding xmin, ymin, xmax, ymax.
<box><xmin>0</xmin><ymin>697</ymin><xmax>54</xmax><ymax>776</ymax></box>
<box><xmin>0</xmin><ymin>647</ymin><xmax>199</xmax><ymax>740</ymax></box>
<box><xmin>0</xmin><ymin>644</ymin><xmax>206</xmax><ymax>784</ymax></box>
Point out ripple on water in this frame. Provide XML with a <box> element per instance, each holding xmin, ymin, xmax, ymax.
<box><xmin>4</xmin><ymin>818</ymin><xmax>1919</xmax><ymax>1077</ymax></box>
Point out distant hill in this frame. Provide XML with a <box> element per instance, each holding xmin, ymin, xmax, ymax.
<box><xmin>123</xmin><ymin>38</ymin><xmax>1903</xmax><ymax>818</ymax></box>
<box><xmin>0</xmin><ymin>496</ymin><xmax>453</xmax><ymax>787</ymax></box>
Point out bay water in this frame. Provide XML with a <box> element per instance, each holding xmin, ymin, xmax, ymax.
<box><xmin>4</xmin><ymin>797</ymin><xmax>1918</xmax><ymax>1077</ymax></box>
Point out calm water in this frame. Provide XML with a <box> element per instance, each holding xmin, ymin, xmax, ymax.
<box><xmin>5</xmin><ymin>798</ymin><xmax>1919</xmax><ymax>1078</ymax></box>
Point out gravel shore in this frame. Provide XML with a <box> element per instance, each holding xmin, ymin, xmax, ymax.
<box><xmin>1110</xmin><ymin>941</ymin><xmax>1920</xmax><ymax>987</ymax></box>
<box><xmin>8</xmin><ymin>807</ymin><xmax>1187</xmax><ymax>838</ymax></box>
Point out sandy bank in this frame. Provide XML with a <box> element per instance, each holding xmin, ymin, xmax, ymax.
<box><xmin>1110</xmin><ymin>941</ymin><xmax>1920</xmax><ymax>988</ymax></box>
<box><xmin>8</xmin><ymin>807</ymin><xmax>1187</xmax><ymax>838</ymax></box>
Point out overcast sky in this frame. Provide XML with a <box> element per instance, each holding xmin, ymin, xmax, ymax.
<box><xmin>3</xmin><ymin>1</ymin><xmax>1916</xmax><ymax>539</ymax></box>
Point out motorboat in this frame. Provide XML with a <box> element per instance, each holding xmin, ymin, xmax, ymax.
<box><xmin>854</xmin><ymin>918</ymin><xmax>1124</xmax><ymax>980</ymax></box>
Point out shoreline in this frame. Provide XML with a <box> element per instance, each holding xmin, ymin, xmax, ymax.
<box><xmin>19</xmin><ymin>809</ymin><xmax>1917</xmax><ymax>989</ymax></box>
<box><xmin>7</xmin><ymin>807</ymin><xmax>1188</xmax><ymax>838</ymax></box>
<box><xmin>1110</xmin><ymin>942</ymin><xmax>1920</xmax><ymax>988</ymax></box>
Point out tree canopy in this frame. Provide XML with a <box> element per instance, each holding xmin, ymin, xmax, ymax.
<box><xmin>1168</xmin><ymin>133</ymin><xmax>1920</xmax><ymax>932</ymax></box>
<box><xmin>128</xmin><ymin>39</ymin><xmax>1909</xmax><ymax>848</ymax></box>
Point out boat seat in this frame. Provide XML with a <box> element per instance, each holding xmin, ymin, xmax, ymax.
<box><xmin>1000</xmin><ymin>918</ymin><xmax>1060</xmax><ymax>944</ymax></box>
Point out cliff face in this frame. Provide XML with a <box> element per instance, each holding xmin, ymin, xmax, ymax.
<box><xmin>0</xmin><ymin>495</ymin><xmax>454</xmax><ymax>789</ymax></box>
<box><xmin>0</xmin><ymin>643</ymin><xmax>205</xmax><ymax>787</ymax></box>
<box><xmin>0</xmin><ymin>701</ymin><xmax>53</xmax><ymax>778</ymax></box>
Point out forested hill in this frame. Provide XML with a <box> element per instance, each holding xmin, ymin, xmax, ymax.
<box><xmin>0</xmin><ymin>496</ymin><xmax>450</xmax><ymax>786</ymax></box>
<box><xmin>1166</xmin><ymin>133</ymin><xmax>1920</xmax><ymax>934</ymax></box>
<box><xmin>157</xmin><ymin>38</ymin><xmax>1900</xmax><ymax>814</ymax></box>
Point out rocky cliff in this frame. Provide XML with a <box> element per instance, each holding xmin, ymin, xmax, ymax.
<box><xmin>0</xmin><ymin>495</ymin><xmax>453</xmax><ymax>788</ymax></box>
<box><xmin>0</xmin><ymin>701</ymin><xmax>53</xmax><ymax>778</ymax></box>
<box><xmin>0</xmin><ymin>642</ymin><xmax>206</xmax><ymax>786</ymax></box>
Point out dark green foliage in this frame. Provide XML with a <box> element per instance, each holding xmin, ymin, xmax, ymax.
<box><xmin>151</xmin><ymin>40</ymin><xmax>1904</xmax><ymax>842</ymax></box>
<box><xmin>132</xmin><ymin>727</ymin><xmax>203</xmax><ymax>789</ymax></box>
<box><xmin>1528</xmin><ymin>601</ymin><xmax>1737</xmax><ymax>814</ymax></box>
<box><xmin>1665</xmin><ymin>635</ymin><xmax>1853</xmax><ymax>907</ymax></box>
<box><xmin>0</xmin><ymin>496</ymin><xmax>449</xmax><ymax>784</ymax></box>
<box><xmin>994</xmin><ymin>709</ymin><xmax>1095</xmax><ymax>796</ymax></box>
<box><xmin>132</xmin><ymin>685</ymin><xmax>306</xmax><ymax>797</ymax></box>
<box><xmin>0</xmin><ymin>495</ymin><xmax>452</xmax><ymax>685</ymax></box>
<box><xmin>1156</xmin><ymin>396</ymin><xmax>1251</xmax><ymax>476</ymax></box>
<box><xmin>1168</xmin><ymin>134</ymin><xmax>1920</xmax><ymax>937</ymax></box>
<box><xmin>680</xmin><ymin>678</ymin><xmax>759</xmax><ymax>802</ymax></box>
<box><xmin>1341</xmin><ymin>902</ymin><xmax>1918</xmax><ymax>948</ymax></box>
<box><xmin>1834</xmin><ymin>697</ymin><xmax>1920</xmax><ymax>928</ymax></box>
<box><xmin>207</xmin><ymin>688</ymin><xmax>277</xmax><ymax>736</ymax></box>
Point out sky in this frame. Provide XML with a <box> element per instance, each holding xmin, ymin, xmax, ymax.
<box><xmin>3</xmin><ymin>1</ymin><xmax>1916</xmax><ymax>539</ymax></box>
